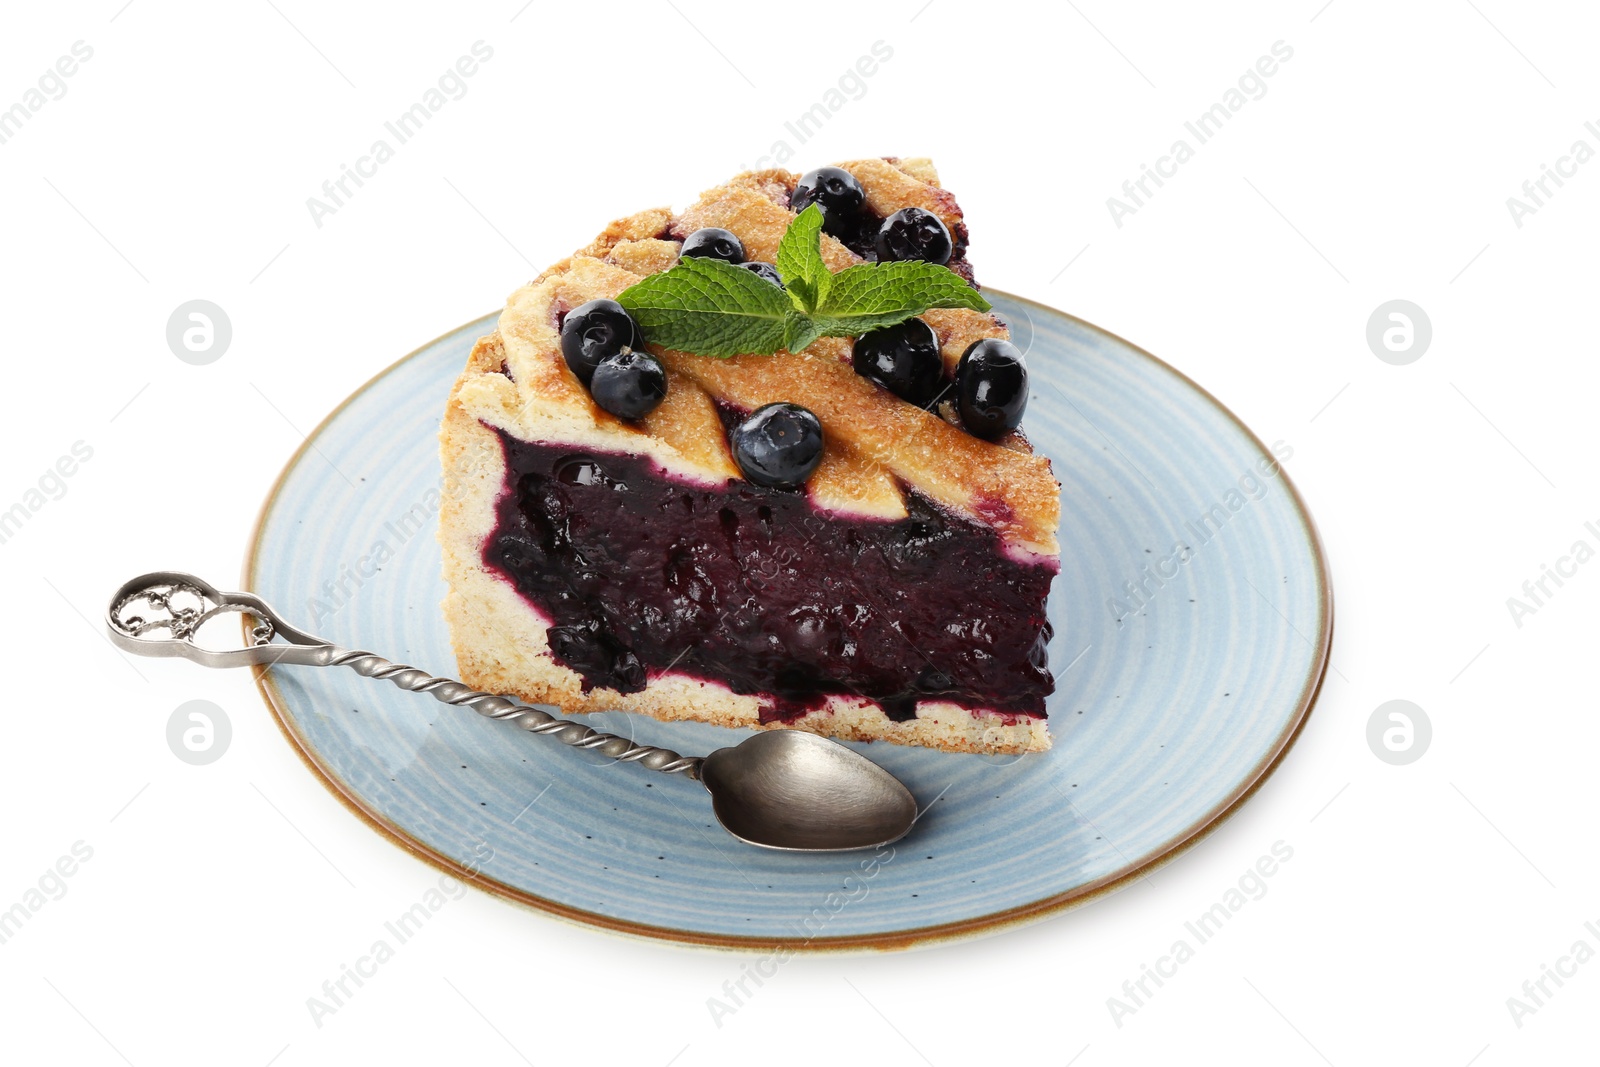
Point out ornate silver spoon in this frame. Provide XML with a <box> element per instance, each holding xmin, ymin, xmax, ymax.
<box><xmin>107</xmin><ymin>572</ymin><xmax>918</xmax><ymax>852</ymax></box>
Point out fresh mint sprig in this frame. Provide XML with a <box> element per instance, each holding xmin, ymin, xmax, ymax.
<box><xmin>617</xmin><ymin>204</ymin><xmax>990</xmax><ymax>358</ymax></box>
<box><xmin>775</xmin><ymin>201</ymin><xmax>830</xmax><ymax>310</ymax></box>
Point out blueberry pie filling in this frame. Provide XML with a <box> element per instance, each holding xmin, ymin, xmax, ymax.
<box><xmin>483</xmin><ymin>436</ymin><xmax>1054</xmax><ymax>724</ymax></box>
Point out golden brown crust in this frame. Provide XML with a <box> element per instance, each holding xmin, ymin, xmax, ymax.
<box><xmin>889</xmin><ymin>156</ymin><xmax>940</xmax><ymax>185</ymax></box>
<box><xmin>807</xmin><ymin>435</ymin><xmax>909</xmax><ymax>519</ymax></box>
<box><xmin>603</xmin><ymin>238</ymin><xmax>680</xmax><ymax>277</ymax></box>
<box><xmin>466</xmin><ymin>331</ymin><xmax>505</xmax><ymax>374</ymax></box>
<box><xmin>638</xmin><ymin>365</ymin><xmax>742</xmax><ymax>481</ymax></box>
<box><xmin>726</xmin><ymin>168</ymin><xmax>801</xmax><ymax>203</ymax></box>
<box><xmin>577</xmin><ymin>207</ymin><xmax>672</xmax><ymax>258</ymax></box>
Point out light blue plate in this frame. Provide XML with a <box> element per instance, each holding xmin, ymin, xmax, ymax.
<box><xmin>245</xmin><ymin>293</ymin><xmax>1331</xmax><ymax>951</ymax></box>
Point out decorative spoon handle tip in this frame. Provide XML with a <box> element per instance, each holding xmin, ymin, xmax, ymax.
<box><xmin>107</xmin><ymin>571</ymin><xmax>701</xmax><ymax>778</ymax></box>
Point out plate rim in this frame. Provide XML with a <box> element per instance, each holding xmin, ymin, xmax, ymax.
<box><xmin>242</xmin><ymin>292</ymin><xmax>1335</xmax><ymax>953</ymax></box>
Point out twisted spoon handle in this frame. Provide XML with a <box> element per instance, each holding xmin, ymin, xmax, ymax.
<box><xmin>328</xmin><ymin>647</ymin><xmax>705</xmax><ymax>779</ymax></box>
<box><xmin>104</xmin><ymin>571</ymin><xmax>704</xmax><ymax>780</ymax></box>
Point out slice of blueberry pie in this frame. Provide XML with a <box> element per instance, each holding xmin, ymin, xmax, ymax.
<box><xmin>439</xmin><ymin>158</ymin><xmax>1061</xmax><ymax>754</ymax></box>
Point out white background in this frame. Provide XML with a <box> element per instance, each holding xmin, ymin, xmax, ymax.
<box><xmin>2</xmin><ymin>1</ymin><xmax>1596</xmax><ymax>1063</ymax></box>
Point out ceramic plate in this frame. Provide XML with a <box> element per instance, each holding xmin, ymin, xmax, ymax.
<box><xmin>244</xmin><ymin>293</ymin><xmax>1331</xmax><ymax>951</ymax></box>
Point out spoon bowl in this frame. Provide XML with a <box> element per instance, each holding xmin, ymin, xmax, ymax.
<box><xmin>700</xmin><ymin>731</ymin><xmax>919</xmax><ymax>851</ymax></box>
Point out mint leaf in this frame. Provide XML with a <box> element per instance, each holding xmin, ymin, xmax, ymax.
<box><xmin>810</xmin><ymin>260</ymin><xmax>991</xmax><ymax>336</ymax></box>
<box><xmin>783</xmin><ymin>311</ymin><xmax>825</xmax><ymax>354</ymax></box>
<box><xmin>617</xmin><ymin>256</ymin><xmax>790</xmax><ymax>357</ymax></box>
<box><xmin>776</xmin><ymin>204</ymin><xmax>829</xmax><ymax>312</ymax></box>
<box><xmin>616</xmin><ymin>210</ymin><xmax>993</xmax><ymax>359</ymax></box>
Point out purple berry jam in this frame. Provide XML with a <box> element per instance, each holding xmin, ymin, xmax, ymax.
<box><xmin>483</xmin><ymin>428</ymin><xmax>1056</xmax><ymax>724</ymax></box>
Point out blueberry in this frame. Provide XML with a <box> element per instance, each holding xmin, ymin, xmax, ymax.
<box><xmin>793</xmin><ymin>166</ymin><xmax>865</xmax><ymax>216</ymax></box>
<box><xmin>791</xmin><ymin>166</ymin><xmax>866</xmax><ymax>238</ymax></box>
<box><xmin>851</xmin><ymin>318</ymin><xmax>945</xmax><ymax>407</ymax></box>
<box><xmin>730</xmin><ymin>403</ymin><xmax>825</xmax><ymax>489</ymax></box>
<box><xmin>547</xmin><ymin>619</ymin><xmax>645</xmax><ymax>692</ymax></box>
<box><xmin>740</xmin><ymin>261</ymin><xmax>784</xmax><ymax>287</ymax></box>
<box><xmin>680</xmin><ymin>227</ymin><xmax>745</xmax><ymax>264</ymax></box>
<box><xmin>611</xmin><ymin>648</ymin><xmax>646</xmax><ymax>690</ymax></box>
<box><xmin>875</xmin><ymin>207</ymin><xmax>953</xmax><ymax>265</ymax></box>
<box><xmin>560</xmin><ymin>298</ymin><xmax>641</xmax><ymax>385</ymax></box>
<box><xmin>590</xmin><ymin>350</ymin><xmax>668</xmax><ymax>421</ymax></box>
<box><xmin>491</xmin><ymin>531</ymin><xmax>545</xmax><ymax>572</ymax></box>
<box><xmin>956</xmin><ymin>338</ymin><xmax>1028</xmax><ymax>439</ymax></box>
